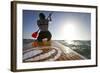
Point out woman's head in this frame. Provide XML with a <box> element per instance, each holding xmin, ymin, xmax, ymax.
<box><xmin>39</xmin><ymin>13</ymin><xmax>45</xmax><ymax>19</ymax></box>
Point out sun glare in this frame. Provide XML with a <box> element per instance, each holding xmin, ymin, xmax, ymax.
<box><xmin>66</xmin><ymin>40</ymin><xmax>74</xmax><ymax>44</ymax></box>
<box><xmin>61</xmin><ymin>22</ymin><xmax>78</xmax><ymax>40</ymax></box>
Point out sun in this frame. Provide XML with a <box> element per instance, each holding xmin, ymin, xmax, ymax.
<box><xmin>61</xmin><ymin>22</ymin><xmax>77</xmax><ymax>40</ymax></box>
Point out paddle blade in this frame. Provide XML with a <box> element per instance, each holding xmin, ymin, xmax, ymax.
<box><xmin>32</xmin><ymin>32</ymin><xmax>38</xmax><ymax>38</ymax></box>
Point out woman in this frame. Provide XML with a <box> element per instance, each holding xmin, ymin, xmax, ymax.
<box><xmin>37</xmin><ymin>13</ymin><xmax>52</xmax><ymax>43</ymax></box>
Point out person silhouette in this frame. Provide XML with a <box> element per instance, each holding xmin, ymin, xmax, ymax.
<box><xmin>37</xmin><ymin>13</ymin><xmax>52</xmax><ymax>43</ymax></box>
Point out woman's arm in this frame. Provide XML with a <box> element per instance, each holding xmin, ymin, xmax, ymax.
<box><xmin>47</xmin><ymin>12</ymin><xmax>53</xmax><ymax>21</ymax></box>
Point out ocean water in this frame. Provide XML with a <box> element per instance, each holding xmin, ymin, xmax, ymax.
<box><xmin>58</xmin><ymin>40</ymin><xmax>91</xmax><ymax>59</ymax></box>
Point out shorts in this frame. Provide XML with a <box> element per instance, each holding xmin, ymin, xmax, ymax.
<box><xmin>37</xmin><ymin>31</ymin><xmax>52</xmax><ymax>42</ymax></box>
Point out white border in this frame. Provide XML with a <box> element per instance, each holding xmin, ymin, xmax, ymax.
<box><xmin>17</xmin><ymin>3</ymin><xmax>96</xmax><ymax>69</ymax></box>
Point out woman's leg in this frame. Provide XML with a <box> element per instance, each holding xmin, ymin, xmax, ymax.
<box><xmin>37</xmin><ymin>32</ymin><xmax>43</xmax><ymax>42</ymax></box>
<box><xmin>46</xmin><ymin>31</ymin><xmax>52</xmax><ymax>41</ymax></box>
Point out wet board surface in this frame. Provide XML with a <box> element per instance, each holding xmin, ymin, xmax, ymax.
<box><xmin>23</xmin><ymin>41</ymin><xmax>86</xmax><ymax>62</ymax></box>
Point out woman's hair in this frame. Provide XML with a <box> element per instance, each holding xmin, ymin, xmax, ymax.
<box><xmin>39</xmin><ymin>13</ymin><xmax>45</xmax><ymax>19</ymax></box>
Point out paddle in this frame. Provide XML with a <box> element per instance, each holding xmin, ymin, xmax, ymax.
<box><xmin>32</xmin><ymin>29</ymin><xmax>39</xmax><ymax>38</ymax></box>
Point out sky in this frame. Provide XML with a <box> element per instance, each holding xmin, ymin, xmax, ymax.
<box><xmin>23</xmin><ymin>10</ymin><xmax>91</xmax><ymax>40</ymax></box>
